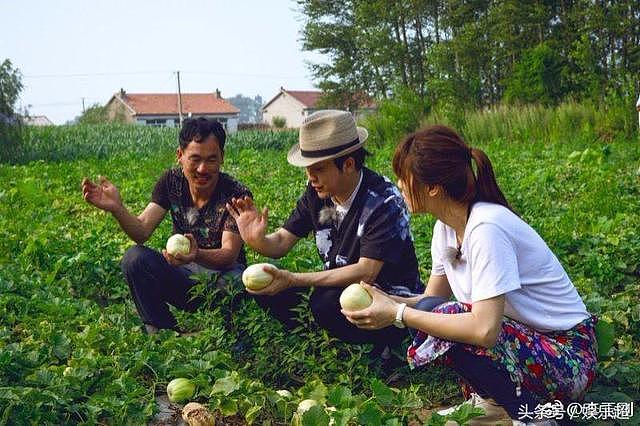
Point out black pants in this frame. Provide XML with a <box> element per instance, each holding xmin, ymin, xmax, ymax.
<box><xmin>253</xmin><ymin>286</ymin><xmax>407</xmax><ymax>347</ymax></box>
<box><xmin>121</xmin><ymin>245</ymin><xmax>242</xmax><ymax>330</ymax></box>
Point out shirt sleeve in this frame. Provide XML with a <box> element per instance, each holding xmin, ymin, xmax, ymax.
<box><xmin>151</xmin><ymin>170</ymin><xmax>171</xmax><ymax>209</ymax></box>
<box><xmin>282</xmin><ymin>189</ymin><xmax>314</xmax><ymax>238</ymax></box>
<box><xmin>468</xmin><ymin>223</ymin><xmax>521</xmax><ymax>302</ymax></box>
<box><xmin>431</xmin><ymin>222</ymin><xmax>446</xmax><ymax>276</ymax></box>
<box><xmin>359</xmin><ymin>198</ymin><xmax>409</xmax><ymax>264</ymax></box>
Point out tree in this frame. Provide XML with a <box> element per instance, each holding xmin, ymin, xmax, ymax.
<box><xmin>504</xmin><ymin>43</ymin><xmax>565</xmax><ymax>105</ymax></box>
<box><xmin>77</xmin><ymin>104</ymin><xmax>108</xmax><ymax>125</ymax></box>
<box><xmin>227</xmin><ymin>94</ymin><xmax>264</xmax><ymax>123</ymax></box>
<box><xmin>0</xmin><ymin>59</ymin><xmax>23</xmax><ymax>121</ymax></box>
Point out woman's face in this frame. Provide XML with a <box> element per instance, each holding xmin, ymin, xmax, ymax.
<box><xmin>398</xmin><ymin>177</ymin><xmax>440</xmax><ymax>215</ymax></box>
<box><xmin>397</xmin><ymin>178</ymin><xmax>418</xmax><ymax>213</ymax></box>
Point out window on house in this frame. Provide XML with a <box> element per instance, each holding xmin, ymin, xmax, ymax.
<box><xmin>146</xmin><ymin>119</ymin><xmax>167</xmax><ymax>127</ymax></box>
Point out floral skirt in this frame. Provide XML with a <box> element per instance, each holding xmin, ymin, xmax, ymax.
<box><xmin>407</xmin><ymin>301</ymin><xmax>598</xmax><ymax>402</ymax></box>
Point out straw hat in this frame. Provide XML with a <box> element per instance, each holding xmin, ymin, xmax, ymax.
<box><xmin>287</xmin><ymin>110</ymin><xmax>368</xmax><ymax>167</ymax></box>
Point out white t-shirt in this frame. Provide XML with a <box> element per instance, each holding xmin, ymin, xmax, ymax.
<box><xmin>431</xmin><ymin>202</ymin><xmax>589</xmax><ymax>332</ymax></box>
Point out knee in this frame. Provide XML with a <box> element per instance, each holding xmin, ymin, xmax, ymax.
<box><xmin>310</xmin><ymin>288</ymin><xmax>342</xmax><ymax>324</ymax></box>
<box><xmin>432</xmin><ymin>301</ymin><xmax>471</xmax><ymax>315</ymax></box>
<box><xmin>121</xmin><ymin>245</ymin><xmax>157</xmax><ymax>274</ymax></box>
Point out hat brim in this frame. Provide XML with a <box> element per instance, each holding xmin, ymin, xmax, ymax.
<box><xmin>287</xmin><ymin>127</ymin><xmax>368</xmax><ymax>167</ymax></box>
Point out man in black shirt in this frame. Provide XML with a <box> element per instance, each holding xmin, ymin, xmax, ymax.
<box><xmin>82</xmin><ymin>118</ymin><xmax>251</xmax><ymax>333</ymax></box>
<box><xmin>227</xmin><ymin>110</ymin><xmax>423</xmax><ymax>348</ymax></box>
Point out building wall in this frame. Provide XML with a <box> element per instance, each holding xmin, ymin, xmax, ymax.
<box><xmin>262</xmin><ymin>92</ymin><xmax>306</xmax><ymax>128</ymax></box>
<box><xmin>105</xmin><ymin>98</ymin><xmax>135</xmax><ymax>123</ymax></box>
<box><xmin>134</xmin><ymin>114</ymin><xmax>239</xmax><ymax>132</ymax></box>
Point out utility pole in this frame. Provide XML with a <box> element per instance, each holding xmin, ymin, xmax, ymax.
<box><xmin>82</xmin><ymin>97</ymin><xmax>86</xmax><ymax>113</ymax></box>
<box><xmin>176</xmin><ymin>71</ymin><xmax>184</xmax><ymax>128</ymax></box>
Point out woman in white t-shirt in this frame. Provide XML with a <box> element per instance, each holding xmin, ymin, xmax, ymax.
<box><xmin>342</xmin><ymin>125</ymin><xmax>597</xmax><ymax>425</ymax></box>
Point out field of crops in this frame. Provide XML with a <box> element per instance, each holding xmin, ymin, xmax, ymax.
<box><xmin>0</xmin><ymin>123</ymin><xmax>639</xmax><ymax>425</ymax></box>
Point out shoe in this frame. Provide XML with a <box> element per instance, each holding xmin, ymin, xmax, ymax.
<box><xmin>439</xmin><ymin>393</ymin><xmax>512</xmax><ymax>425</ymax></box>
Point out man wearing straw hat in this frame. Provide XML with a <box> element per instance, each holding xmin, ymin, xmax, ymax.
<box><xmin>226</xmin><ymin>110</ymin><xmax>424</xmax><ymax>352</ymax></box>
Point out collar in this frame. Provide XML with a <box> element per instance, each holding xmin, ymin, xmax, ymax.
<box><xmin>332</xmin><ymin>171</ymin><xmax>363</xmax><ymax>215</ymax></box>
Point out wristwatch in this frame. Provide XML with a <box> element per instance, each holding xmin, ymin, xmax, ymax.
<box><xmin>393</xmin><ymin>303</ymin><xmax>407</xmax><ymax>328</ymax></box>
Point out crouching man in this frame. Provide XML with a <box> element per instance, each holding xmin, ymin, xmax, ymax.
<box><xmin>82</xmin><ymin>118</ymin><xmax>251</xmax><ymax>334</ymax></box>
<box><xmin>227</xmin><ymin>110</ymin><xmax>424</xmax><ymax>353</ymax></box>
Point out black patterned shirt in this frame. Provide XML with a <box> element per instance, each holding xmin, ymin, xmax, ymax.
<box><xmin>283</xmin><ymin>167</ymin><xmax>424</xmax><ymax>296</ymax></box>
<box><xmin>151</xmin><ymin>168</ymin><xmax>252</xmax><ymax>266</ymax></box>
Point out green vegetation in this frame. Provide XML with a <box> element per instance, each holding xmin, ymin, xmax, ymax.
<box><xmin>272</xmin><ymin>116</ymin><xmax>287</xmax><ymax>129</ymax></box>
<box><xmin>0</xmin><ymin>110</ymin><xmax>639</xmax><ymax>423</ymax></box>
<box><xmin>298</xmin><ymin>1</ymin><xmax>640</xmax><ymax>110</ymax></box>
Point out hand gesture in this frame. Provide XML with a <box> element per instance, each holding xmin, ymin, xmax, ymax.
<box><xmin>341</xmin><ymin>282</ymin><xmax>398</xmax><ymax>330</ymax></box>
<box><xmin>162</xmin><ymin>233</ymin><xmax>198</xmax><ymax>267</ymax></box>
<box><xmin>81</xmin><ymin>176</ymin><xmax>123</xmax><ymax>213</ymax></box>
<box><xmin>244</xmin><ymin>265</ymin><xmax>293</xmax><ymax>296</ymax></box>
<box><xmin>226</xmin><ymin>196</ymin><xmax>268</xmax><ymax>246</ymax></box>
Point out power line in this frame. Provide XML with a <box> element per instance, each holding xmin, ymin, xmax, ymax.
<box><xmin>23</xmin><ymin>70</ymin><xmax>309</xmax><ymax>80</ymax></box>
<box><xmin>23</xmin><ymin>70</ymin><xmax>171</xmax><ymax>79</ymax></box>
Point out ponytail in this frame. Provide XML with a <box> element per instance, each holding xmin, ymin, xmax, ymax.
<box><xmin>470</xmin><ymin>148</ymin><xmax>514</xmax><ymax>212</ymax></box>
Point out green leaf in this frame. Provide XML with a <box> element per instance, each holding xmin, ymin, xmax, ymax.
<box><xmin>446</xmin><ymin>402</ymin><xmax>486</xmax><ymax>424</ymax></box>
<box><xmin>595</xmin><ymin>319</ymin><xmax>615</xmax><ymax>358</ymax></box>
<box><xmin>219</xmin><ymin>398</ymin><xmax>238</xmax><ymax>416</ymax></box>
<box><xmin>210</xmin><ymin>372</ymin><xmax>241</xmax><ymax>396</ymax></box>
<box><xmin>244</xmin><ymin>404</ymin><xmax>262</xmax><ymax>424</ymax></box>
<box><xmin>370</xmin><ymin>379</ymin><xmax>394</xmax><ymax>406</ymax></box>
<box><xmin>301</xmin><ymin>405</ymin><xmax>330</xmax><ymax>426</ymax></box>
<box><xmin>327</xmin><ymin>385</ymin><xmax>353</xmax><ymax>408</ymax></box>
<box><xmin>358</xmin><ymin>401</ymin><xmax>383</xmax><ymax>426</ymax></box>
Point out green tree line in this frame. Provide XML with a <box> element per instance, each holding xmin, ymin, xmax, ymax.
<box><xmin>297</xmin><ymin>0</ymin><xmax>640</xmax><ymax>110</ymax></box>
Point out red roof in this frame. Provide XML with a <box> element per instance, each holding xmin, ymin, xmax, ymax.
<box><xmin>262</xmin><ymin>88</ymin><xmax>377</xmax><ymax>110</ymax></box>
<box><xmin>286</xmin><ymin>90</ymin><xmax>322</xmax><ymax>108</ymax></box>
<box><xmin>117</xmin><ymin>93</ymin><xmax>239</xmax><ymax>115</ymax></box>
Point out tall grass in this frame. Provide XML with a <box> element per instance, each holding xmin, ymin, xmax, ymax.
<box><xmin>362</xmin><ymin>98</ymin><xmax>639</xmax><ymax>147</ymax></box>
<box><xmin>0</xmin><ymin>125</ymin><xmax>298</xmax><ymax>165</ymax></box>
<box><xmin>424</xmin><ymin>100</ymin><xmax>638</xmax><ymax>146</ymax></box>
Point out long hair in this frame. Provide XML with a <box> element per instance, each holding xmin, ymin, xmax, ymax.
<box><xmin>392</xmin><ymin>125</ymin><xmax>513</xmax><ymax>212</ymax></box>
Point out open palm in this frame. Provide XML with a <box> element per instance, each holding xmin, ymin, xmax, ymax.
<box><xmin>226</xmin><ymin>196</ymin><xmax>268</xmax><ymax>245</ymax></box>
<box><xmin>82</xmin><ymin>176</ymin><xmax>123</xmax><ymax>213</ymax></box>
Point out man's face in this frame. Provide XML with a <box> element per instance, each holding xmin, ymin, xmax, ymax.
<box><xmin>305</xmin><ymin>159</ymin><xmax>348</xmax><ymax>199</ymax></box>
<box><xmin>177</xmin><ymin>135</ymin><xmax>223</xmax><ymax>191</ymax></box>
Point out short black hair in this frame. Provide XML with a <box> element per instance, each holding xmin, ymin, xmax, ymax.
<box><xmin>333</xmin><ymin>147</ymin><xmax>369</xmax><ymax>171</ymax></box>
<box><xmin>179</xmin><ymin>117</ymin><xmax>226</xmax><ymax>152</ymax></box>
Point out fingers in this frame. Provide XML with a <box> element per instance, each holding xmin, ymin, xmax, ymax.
<box><xmin>341</xmin><ymin>310</ymin><xmax>374</xmax><ymax>328</ymax></box>
<box><xmin>185</xmin><ymin>233</ymin><xmax>198</xmax><ymax>249</ymax></box>
<box><xmin>262</xmin><ymin>265</ymin><xmax>279</xmax><ymax>276</ymax></box>
<box><xmin>359</xmin><ymin>282</ymin><xmax>386</xmax><ymax>298</ymax></box>
<box><xmin>162</xmin><ymin>249</ymin><xmax>178</xmax><ymax>266</ymax></box>
<box><xmin>226</xmin><ymin>201</ymin><xmax>240</xmax><ymax>218</ymax></box>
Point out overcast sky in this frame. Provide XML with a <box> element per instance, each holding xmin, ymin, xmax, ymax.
<box><xmin>0</xmin><ymin>0</ymin><xmax>321</xmax><ymax>124</ymax></box>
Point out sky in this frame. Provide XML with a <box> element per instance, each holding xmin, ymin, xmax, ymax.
<box><xmin>0</xmin><ymin>0</ymin><xmax>322</xmax><ymax>124</ymax></box>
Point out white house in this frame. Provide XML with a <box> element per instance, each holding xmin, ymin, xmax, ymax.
<box><xmin>105</xmin><ymin>89</ymin><xmax>240</xmax><ymax>132</ymax></box>
<box><xmin>261</xmin><ymin>87</ymin><xmax>378</xmax><ymax>128</ymax></box>
<box><xmin>23</xmin><ymin>115</ymin><xmax>54</xmax><ymax>126</ymax></box>
<box><xmin>261</xmin><ymin>88</ymin><xmax>322</xmax><ymax>128</ymax></box>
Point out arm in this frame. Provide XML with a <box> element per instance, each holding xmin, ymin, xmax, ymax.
<box><xmin>402</xmin><ymin>295</ymin><xmax>504</xmax><ymax>348</ymax></box>
<box><xmin>194</xmin><ymin>230</ymin><xmax>243</xmax><ymax>269</ymax></box>
<box><xmin>245</xmin><ymin>257</ymin><xmax>383</xmax><ymax>296</ymax></box>
<box><xmin>256</xmin><ymin>228</ymin><xmax>300</xmax><ymax>259</ymax></box>
<box><xmin>163</xmin><ymin>231</ymin><xmax>244</xmax><ymax>269</ymax></box>
<box><xmin>112</xmin><ymin>202</ymin><xmax>166</xmax><ymax>244</ymax></box>
<box><xmin>82</xmin><ymin>176</ymin><xmax>165</xmax><ymax>244</ymax></box>
<box><xmin>343</xmin><ymin>284</ymin><xmax>505</xmax><ymax>348</ymax></box>
<box><xmin>388</xmin><ymin>273</ymin><xmax>453</xmax><ymax>307</ymax></box>
<box><xmin>226</xmin><ymin>196</ymin><xmax>300</xmax><ymax>258</ymax></box>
